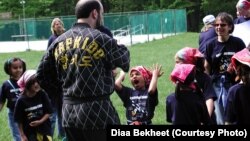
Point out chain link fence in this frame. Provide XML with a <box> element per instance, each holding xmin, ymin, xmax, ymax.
<box><xmin>0</xmin><ymin>9</ymin><xmax>186</xmax><ymax>42</ymax></box>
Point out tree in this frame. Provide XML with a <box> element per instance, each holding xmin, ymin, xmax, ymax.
<box><xmin>201</xmin><ymin>0</ymin><xmax>237</xmax><ymax>18</ymax></box>
<box><xmin>168</xmin><ymin>0</ymin><xmax>202</xmax><ymax>32</ymax></box>
<box><xmin>0</xmin><ymin>0</ymin><xmax>22</xmax><ymax>18</ymax></box>
<box><xmin>0</xmin><ymin>0</ymin><xmax>240</xmax><ymax>32</ymax></box>
<box><xmin>159</xmin><ymin>0</ymin><xmax>175</xmax><ymax>9</ymax></box>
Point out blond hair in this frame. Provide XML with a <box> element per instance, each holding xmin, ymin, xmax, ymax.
<box><xmin>50</xmin><ymin>18</ymin><xmax>65</xmax><ymax>35</ymax></box>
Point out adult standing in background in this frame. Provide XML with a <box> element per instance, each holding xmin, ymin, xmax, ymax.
<box><xmin>204</xmin><ymin>12</ymin><xmax>245</xmax><ymax>125</ymax></box>
<box><xmin>44</xmin><ymin>17</ymin><xmax>66</xmax><ymax>139</ymax></box>
<box><xmin>200</xmin><ymin>14</ymin><xmax>216</xmax><ymax>32</ymax></box>
<box><xmin>48</xmin><ymin>18</ymin><xmax>65</xmax><ymax>48</ymax></box>
<box><xmin>199</xmin><ymin>15</ymin><xmax>217</xmax><ymax>54</ymax></box>
<box><xmin>36</xmin><ymin>0</ymin><xmax>130</xmax><ymax>141</ymax></box>
<box><xmin>234</xmin><ymin>0</ymin><xmax>250</xmax><ymax>24</ymax></box>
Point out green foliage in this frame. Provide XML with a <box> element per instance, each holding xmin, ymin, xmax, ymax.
<box><xmin>0</xmin><ymin>0</ymin><xmax>74</xmax><ymax>18</ymax></box>
<box><xmin>169</xmin><ymin>0</ymin><xmax>195</xmax><ymax>9</ymax></box>
<box><xmin>200</xmin><ymin>0</ymin><xmax>237</xmax><ymax>16</ymax></box>
<box><xmin>0</xmin><ymin>0</ymin><xmax>239</xmax><ymax>32</ymax></box>
<box><xmin>160</xmin><ymin>0</ymin><xmax>175</xmax><ymax>9</ymax></box>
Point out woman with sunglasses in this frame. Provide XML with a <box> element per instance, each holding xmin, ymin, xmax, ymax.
<box><xmin>203</xmin><ymin>12</ymin><xmax>246</xmax><ymax>125</ymax></box>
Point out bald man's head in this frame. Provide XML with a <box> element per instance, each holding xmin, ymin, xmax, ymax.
<box><xmin>75</xmin><ymin>0</ymin><xmax>102</xmax><ymax>19</ymax></box>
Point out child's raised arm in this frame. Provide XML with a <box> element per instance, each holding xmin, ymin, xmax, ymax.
<box><xmin>148</xmin><ymin>64</ymin><xmax>163</xmax><ymax>95</ymax></box>
<box><xmin>115</xmin><ymin>70</ymin><xmax>126</xmax><ymax>91</ymax></box>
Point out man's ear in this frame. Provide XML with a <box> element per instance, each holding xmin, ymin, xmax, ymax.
<box><xmin>91</xmin><ymin>9</ymin><xmax>98</xmax><ymax>19</ymax></box>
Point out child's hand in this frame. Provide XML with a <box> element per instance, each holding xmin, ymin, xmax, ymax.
<box><xmin>152</xmin><ymin>64</ymin><xmax>164</xmax><ymax>77</ymax></box>
<box><xmin>29</xmin><ymin>120</ymin><xmax>42</xmax><ymax>127</ymax></box>
<box><xmin>119</xmin><ymin>70</ymin><xmax>126</xmax><ymax>80</ymax></box>
<box><xmin>131</xmin><ymin>121</ymin><xmax>141</xmax><ymax>125</ymax></box>
<box><xmin>112</xmin><ymin>68</ymin><xmax>118</xmax><ymax>77</ymax></box>
<box><xmin>227</xmin><ymin>63</ymin><xmax>235</xmax><ymax>74</ymax></box>
<box><xmin>21</xmin><ymin>134</ymin><xmax>28</xmax><ymax>141</ymax></box>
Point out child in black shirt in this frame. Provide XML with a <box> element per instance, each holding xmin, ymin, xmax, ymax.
<box><xmin>115</xmin><ymin>64</ymin><xmax>163</xmax><ymax>125</ymax></box>
<box><xmin>14</xmin><ymin>70</ymin><xmax>53</xmax><ymax>141</ymax></box>
<box><xmin>225</xmin><ymin>47</ymin><xmax>250</xmax><ymax>124</ymax></box>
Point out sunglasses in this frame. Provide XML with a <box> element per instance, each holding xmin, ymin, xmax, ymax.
<box><xmin>214</xmin><ymin>23</ymin><xmax>227</xmax><ymax>27</ymax></box>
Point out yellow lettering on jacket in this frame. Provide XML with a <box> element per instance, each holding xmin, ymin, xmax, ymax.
<box><xmin>54</xmin><ymin>36</ymin><xmax>106</xmax><ymax>70</ymax></box>
<box><xmin>93</xmin><ymin>49</ymin><xmax>104</xmax><ymax>59</ymax></box>
<box><xmin>58</xmin><ymin>42</ymin><xmax>65</xmax><ymax>55</ymax></box>
<box><xmin>81</xmin><ymin>37</ymin><xmax>89</xmax><ymax>50</ymax></box>
<box><xmin>66</xmin><ymin>38</ymin><xmax>72</xmax><ymax>50</ymax></box>
<box><xmin>73</xmin><ymin>36</ymin><xmax>82</xmax><ymax>49</ymax></box>
<box><xmin>59</xmin><ymin>54</ymin><xmax>68</xmax><ymax>70</ymax></box>
<box><xmin>70</xmin><ymin>54</ymin><xmax>77</xmax><ymax>66</ymax></box>
<box><xmin>80</xmin><ymin>56</ymin><xmax>92</xmax><ymax>67</ymax></box>
<box><xmin>86</xmin><ymin>41</ymin><xmax>98</xmax><ymax>54</ymax></box>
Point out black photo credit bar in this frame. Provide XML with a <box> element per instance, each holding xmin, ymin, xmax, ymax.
<box><xmin>107</xmin><ymin>125</ymin><xmax>249</xmax><ymax>140</ymax></box>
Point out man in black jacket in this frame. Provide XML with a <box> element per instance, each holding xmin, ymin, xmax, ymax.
<box><xmin>36</xmin><ymin>0</ymin><xmax>130</xmax><ymax>140</ymax></box>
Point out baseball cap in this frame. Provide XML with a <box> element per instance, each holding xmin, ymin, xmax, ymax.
<box><xmin>203</xmin><ymin>15</ymin><xmax>215</xmax><ymax>25</ymax></box>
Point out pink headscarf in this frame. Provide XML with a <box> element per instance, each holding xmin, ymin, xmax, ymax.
<box><xmin>237</xmin><ymin>0</ymin><xmax>250</xmax><ymax>10</ymax></box>
<box><xmin>130</xmin><ymin>66</ymin><xmax>152</xmax><ymax>86</ymax></box>
<box><xmin>231</xmin><ymin>48</ymin><xmax>250</xmax><ymax>68</ymax></box>
<box><xmin>17</xmin><ymin>70</ymin><xmax>36</xmax><ymax>91</ymax></box>
<box><xmin>170</xmin><ymin>64</ymin><xmax>195</xmax><ymax>84</ymax></box>
<box><xmin>175</xmin><ymin>47</ymin><xmax>203</xmax><ymax>64</ymax></box>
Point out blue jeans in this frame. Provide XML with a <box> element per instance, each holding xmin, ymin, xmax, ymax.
<box><xmin>213</xmin><ymin>76</ymin><xmax>231</xmax><ymax>125</ymax></box>
<box><xmin>50</xmin><ymin>107</ymin><xmax>65</xmax><ymax>138</ymax></box>
<box><xmin>8</xmin><ymin>109</ymin><xmax>21</xmax><ymax>141</ymax></box>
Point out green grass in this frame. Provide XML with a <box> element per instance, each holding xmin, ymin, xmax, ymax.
<box><xmin>0</xmin><ymin>32</ymin><xmax>199</xmax><ymax>140</ymax></box>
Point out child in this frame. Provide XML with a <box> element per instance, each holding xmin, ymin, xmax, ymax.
<box><xmin>173</xmin><ymin>47</ymin><xmax>217</xmax><ymax>119</ymax></box>
<box><xmin>167</xmin><ymin>63</ymin><xmax>211</xmax><ymax>125</ymax></box>
<box><xmin>0</xmin><ymin>57</ymin><xmax>26</xmax><ymax>141</ymax></box>
<box><xmin>115</xmin><ymin>64</ymin><xmax>163</xmax><ymax>125</ymax></box>
<box><xmin>14</xmin><ymin>70</ymin><xmax>53</xmax><ymax>141</ymax></box>
<box><xmin>225</xmin><ymin>47</ymin><xmax>250</xmax><ymax>124</ymax></box>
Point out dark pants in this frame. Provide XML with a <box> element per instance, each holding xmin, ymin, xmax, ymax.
<box><xmin>64</xmin><ymin>127</ymin><xmax>106</xmax><ymax>141</ymax></box>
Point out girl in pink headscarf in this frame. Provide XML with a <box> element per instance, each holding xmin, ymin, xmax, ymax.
<box><xmin>14</xmin><ymin>70</ymin><xmax>53</xmax><ymax>141</ymax></box>
<box><xmin>173</xmin><ymin>47</ymin><xmax>217</xmax><ymax>118</ymax></box>
<box><xmin>115</xmin><ymin>64</ymin><xmax>163</xmax><ymax>125</ymax></box>
<box><xmin>225</xmin><ymin>47</ymin><xmax>250</xmax><ymax>124</ymax></box>
<box><xmin>167</xmin><ymin>63</ymin><xmax>211</xmax><ymax>125</ymax></box>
